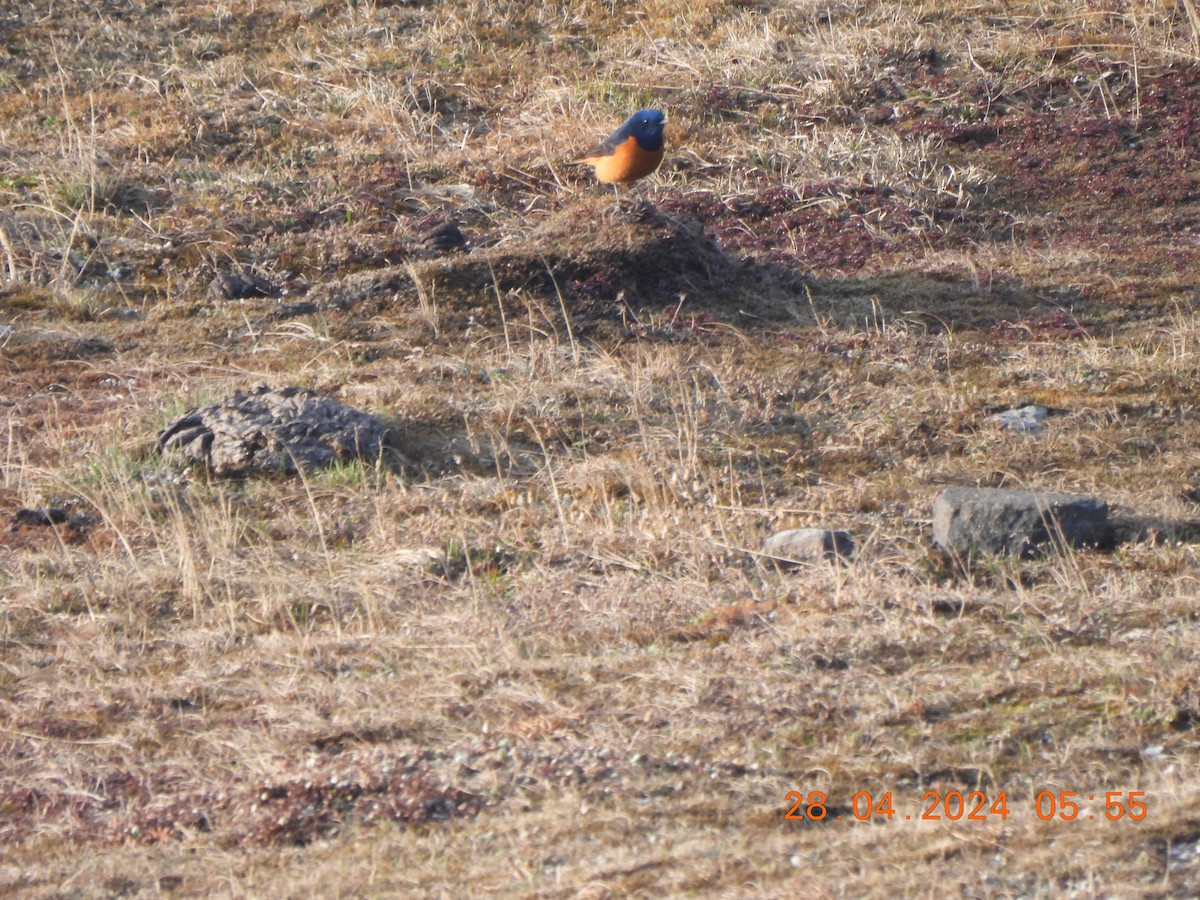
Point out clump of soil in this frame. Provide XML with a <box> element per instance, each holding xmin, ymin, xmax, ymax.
<box><xmin>507</xmin><ymin>199</ymin><xmax>804</xmax><ymax>324</ymax></box>
<box><xmin>310</xmin><ymin>200</ymin><xmax>809</xmax><ymax>338</ymax></box>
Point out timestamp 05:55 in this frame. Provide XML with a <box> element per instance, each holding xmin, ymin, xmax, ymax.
<box><xmin>784</xmin><ymin>790</ymin><xmax>1148</xmax><ymax>823</ymax></box>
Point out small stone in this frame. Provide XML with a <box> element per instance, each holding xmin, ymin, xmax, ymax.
<box><xmin>391</xmin><ymin>547</ymin><xmax>442</xmax><ymax>568</ymax></box>
<box><xmin>207</xmin><ymin>270</ymin><xmax>280</xmax><ymax>300</ymax></box>
<box><xmin>418</xmin><ymin>221</ymin><xmax>467</xmax><ymax>255</ymax></box>
<box><xmin>989</xmin><ymin>405</ymin><xmax>1048</xmax><ymax>435</ymax></box>
<box><xmin>11</xmin><ymin>507</ymin><xmax>69</xmax><ymax>528</ymax></box>
<box><xmin>932</xmin><ymin>487</ymin><xmax>1108</xmax><ymax>558</ymax></box>
<box><xmin>762</xmin><ymin>528</ymin><xmax>854</xmax><ymax>566</ymax></box>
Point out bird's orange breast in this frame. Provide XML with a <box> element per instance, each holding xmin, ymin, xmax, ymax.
<box><xmin>580</xmin><ymin>135</ymin><xmax>664</xmax><ymax>184</ymax></box>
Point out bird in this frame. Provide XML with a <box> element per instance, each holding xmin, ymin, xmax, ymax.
<box><xmin>574</xmin><ymin>108</ymin><xmax>667</xmax><ymax>186</ymax></box>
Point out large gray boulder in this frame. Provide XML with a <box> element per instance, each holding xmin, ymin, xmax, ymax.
<box><xmin>158</xmin><ymin>385</ymin><xmax>387</xmax><ymax>476</ymax></box>
<box><xmin>932</xmin><ymin>488</ymin><xmax>1108</xmax><ymax>558</ymax></box>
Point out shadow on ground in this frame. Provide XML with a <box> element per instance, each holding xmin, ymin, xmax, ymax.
<box><xmin>301</xmin><ymin>200</ymin><xmax>1093</xmax><ymax>343</ymax></box>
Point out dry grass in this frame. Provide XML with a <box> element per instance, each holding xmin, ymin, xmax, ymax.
<box><xmin>3</xmin><ymin>1</ymin><xmax>1200</xmax><ymax>896</ymax></box>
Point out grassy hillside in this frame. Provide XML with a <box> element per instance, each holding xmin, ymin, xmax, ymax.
<box><xmin>3</xmin><ymin>1</ymin><xmax>1200</xmax><ymax>895</ymax></box>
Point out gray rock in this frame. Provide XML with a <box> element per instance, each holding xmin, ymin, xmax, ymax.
<box><xmin>989</xmin><ymin>405</ymin><xmax>1048</xmax><ymax>435</ymax></box>
<box><xmin>932</xmin><ymin>487</ymin><xmax>1108</xmax><ymax>558</ymax></box>
<box><xmin>418</xmin><ymin>220</ymin><xmax>467</xmax><ymax>255</ymax></box>
<box><xmin>763</xmin><ymin>528</ymin><xmax>854</xmax><ymax>566</ymax></box>
<box><xmin>158</xmin><ymin>384</ymin><xmax>387</xmax><ymax>476</ymax></box>
<box><xmin>11</xmin><ymin>507</ymin><xmax>69</xmax><ymax>528</ymax></box>
<box><xmin>207</xmin><ymin>270</ymin><xmax>280</xmax><ymax>300</ymax></box>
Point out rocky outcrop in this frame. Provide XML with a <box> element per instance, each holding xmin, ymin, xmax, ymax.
<box><xmin>158</xmin><ymin>385</ymin><xmax>387</xmax><ymax>476</ymax></box>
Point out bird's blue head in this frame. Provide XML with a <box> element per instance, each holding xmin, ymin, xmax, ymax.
<box><xmin>619</xmin><ymin>108</ymin><xmax>667</xmax><ymax>151</ymax></box>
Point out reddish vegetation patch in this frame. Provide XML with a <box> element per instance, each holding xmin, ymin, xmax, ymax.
<box><xmin>657</xmin><ymin>184</ymin><xmax>945</xmax><ymax>275</ymax></box>
<box><xmin>930</xmin><ymin>68</ymin><xmax>1200</xmax><ymax>252</ymax></box>
<box><xmin>991</xmin><ymin>309</ymin><xmax>1091</xmax><ymax>342</ymax></box>
<box><xmin>641</xmin><ymin>597</ymin><xmax>791</xmax><ymax>645</ymax></box>
<box><xmin>0</xmin><ymin>741</ymin><xmax>751</xmax><ymax>849</ymax></box>
<box><xmin>668</xmin><ymin>66</ymin><xmax>1200</xmax><ymax>291</ymax></box>
<box><xmin>122</xmin><ymin>762</ymin><xmax>481</xmax><ymax>847</ymax></box>
<box><xmin>1</xmin><ymin>756</ymin><xmax>481</xmax><ymax>848</ymax></box>
<box><xmin>1</xmin><ymin>771</ymin><xmax>145</xmax><ymax>844</ymax></box>
<box><xmin>703</xmin><ymin>597</ymin><xmax>788</xmax><ymax>633</ymax></box>
<box><xmin>0</xmin><ymin>368</ymin><xmax>143</xmax><ymax>471</ymax></box>
<box><xmin>0</xmin><ymin>519</ymin><xmax>105</xmax><ymax>551</ymax></box>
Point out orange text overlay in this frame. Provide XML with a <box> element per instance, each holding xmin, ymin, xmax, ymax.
<box><xmin>784</xmin><ymin>790</ymin><xmax>1148</xmax><ymax>823</ymax></box>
